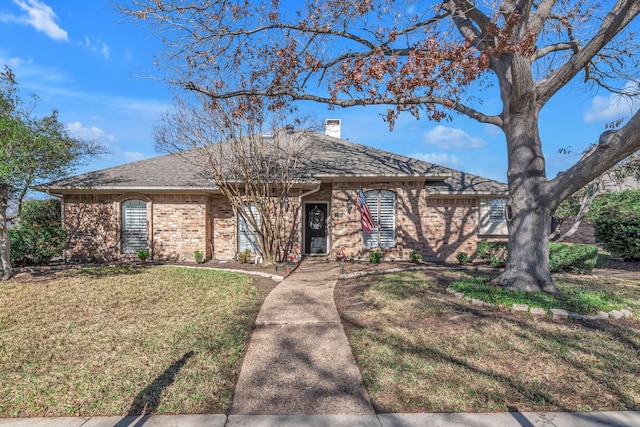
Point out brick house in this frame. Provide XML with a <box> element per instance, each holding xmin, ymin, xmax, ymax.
<box><xmin>38</xmin><ymin>122</ymin><xmax>508</xmax><ymax>263</ymax></box>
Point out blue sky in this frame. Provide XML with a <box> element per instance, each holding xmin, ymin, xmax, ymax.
<box><xmin>1</xmin><ymin>1</ymin><xmax>637</xmax><ymax>183</ymax></box>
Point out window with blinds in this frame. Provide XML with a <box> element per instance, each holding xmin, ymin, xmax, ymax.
<box><xmin>489</xmin><ymin>198</ymin><xmax>507</xmax><ymax>223</ymax></box>
<box><xmin>122</xmin><ymin>199</ymin><xmax>147</xmax><ymax>254</ymax></box>
<box><xmin>238</xmin><ymin>203</ymin><xmax>261</xmax><ymax>254</ymax></box>
<box><xmin>363</xmin><ymin>190</ymin><xmax>396</xmax><ymax>249</ymax></box>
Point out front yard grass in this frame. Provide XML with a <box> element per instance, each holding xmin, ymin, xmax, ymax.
<box><xmin>335</xmin><ymin>270</ymin><xmax>640</xmax><ymax>413</ymax></box>
<box><xmin>0</xmin><ymin>266</ymin><xmax>275</xmax><ymax>417</ymax></box>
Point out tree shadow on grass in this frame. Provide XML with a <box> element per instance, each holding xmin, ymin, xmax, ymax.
<box><xmin>336</xmin><ymin>271</ymin><xmax>640</xmax><ymax>413</ymax></box>
<box><xmin>67</xmin><ymin>265</ymin><xmax>149</xmax><ymax>279</ymax></box>
<box><xmin>113</xmin><ymin>350</ymin><xmax>194</xmax><ymax>427</ymax></box>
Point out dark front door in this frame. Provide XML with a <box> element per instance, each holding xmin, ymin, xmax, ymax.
<box><xmin>304</xmin><ymin>203</ymin><xmax>328</xmax><ymax>254</ymax></box>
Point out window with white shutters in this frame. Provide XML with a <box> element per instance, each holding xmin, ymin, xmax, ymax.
<box><xmin>238</xmin><ymin>204</ymin><xmax>261</xmax><ymax>254</ymax></box>
<box><xmin>122</xmin><ymin>199</ymin><xmax>147</xmax><ymax>254</ymax></box>
<box><xmin>363</xmin><ymin>190</ymin><xmax>396</xmax><ymax>249</ymax></box>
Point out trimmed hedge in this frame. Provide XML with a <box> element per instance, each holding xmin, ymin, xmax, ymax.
<box><xmin>548</xmin><ymin>242</ymin><xmax>598</xmax><ymax>274</ymax></box>
<box><xmin>595</xmin><ymin>217</ymin><xmax>640</xmax><ymax>261</ymax></box>
<box><xmin>9</xmin><ymin>227</ymin><xmax>66</xmax><ymax>266</ymax></box>
<box><xmin>477</xmin><ymin>241</ymin><xmax>599</xmax><ymax>274</ymax></box>
<box><xmin>8</xmin><ymin>199</ymin><xmax>66</xmax><ymax>266</ymax></box>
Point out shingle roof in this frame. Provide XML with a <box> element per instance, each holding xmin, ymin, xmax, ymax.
<box><xmin>39</xmin><ymin>131</ymin><xmax>507</xmax><ymax>195</ymax></box>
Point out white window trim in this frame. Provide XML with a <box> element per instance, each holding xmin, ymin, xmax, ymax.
<box><xmin>121</xmin><ymin>199</ymin><xmax>148</xmax><ymax>254</ymax></box>
<box><xmin>363</xmin><ymin>189</ymin><xmax>396</xmax><ymax>249</ymax></box>
<box><xmin>488</xmin><ymin>198</ymin><xmax>507</xmax><ymax>223</ymax></box>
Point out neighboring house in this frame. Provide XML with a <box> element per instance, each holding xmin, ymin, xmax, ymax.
<box><xmin>38</xmin><ymin>121</ymin><xmax>508</xmax><ymax>262</ymax></box>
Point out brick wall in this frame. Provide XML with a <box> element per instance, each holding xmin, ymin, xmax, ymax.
<box><xmin>64</xmin><ymin>194</ymin><xmax>119</xmax><ymax>261</ymax></box>
<box><xmin>551</xmin><ymin>218</ymin><xmax>596</xmax><ymax>244</ymax></box>
<box><xmin>329</xmin><ymin>182</ymin><xmax>483</xmax><ymax>261</ymax></box>
<box><xmin>152</xmin><ymin>194</ymin><xmax>209</xmax><ymax>261</ymax></box>
<box><xmin>210</xmin><ymin>195</ymin><xmax>236</xmax><ymax>259</ymax></box>
<box><xmin>64</xmin><ymin>193</ymin><xmax>212</xmax><ymax>262</ymax></box>
<box><xmin>64</xmin><ymin>186</ymin><xmax>503</xmax><ymax>264</ymax></box>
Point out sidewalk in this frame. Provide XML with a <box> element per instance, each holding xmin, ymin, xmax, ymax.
<box><xmin>1</xmin><ymin>411</ymin><xmax>639</xmax><ymax>426</ymax></box>
<box><xmin>229</xmin><ymin>258</ymin><xmax>373</xmax><ymax>415</ymax></box>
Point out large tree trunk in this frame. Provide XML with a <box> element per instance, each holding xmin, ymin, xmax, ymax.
<box><xmin>0</xmin><ymin>183</ymin><xmax>12</xmax><ymax>281</ymax></box>
<box><xmin>494</xmin><ymin>195</ymin><xmax>557</xmax><ymax>293</ymax></box>
<box><xmin>492</xmin><ymin>77</ymin><xmax>559</xmax><ymax>293</ymax></box>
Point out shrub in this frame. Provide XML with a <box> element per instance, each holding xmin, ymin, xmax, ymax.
<box><xmin>136</xmin><ymin>249</ymin><xmax>150</xmax><ymax>262</ymax></box>
<box><xmin>408</xmin><ymin>249</ymin><xmax>422</xmax><ymax>263</ymax></box>
<box><xmin>477</xmin><ymin>241</ymin><xmax>507</xmax><ymax>267</ymax></box>
<box><xmin>595</xmin><ymin>217</ymin><xmax>640</xmax><ymax>261</ymax></box>
<box><xmin>194</xmin><ymin>250</ymin><xmax>204</xmax><ymax>263</ymax></box>
<box><xmin>238</xmin><ymin>249</ymin><xmax>251</xmax><ymax>264</ymax></box>
<box><xmin>8</xmin><ymin>199</ymin><xmax>66</xmax><ymax>266</ymax></box>
<box><xmin>369</xmin><ymin>250</ymin><xmax>382</xmax><ymax>263</ymax></box>
<box><xmin>548</xmin><ymin>242</ymin><xmax>598</xmax><ymax>274</ymax></box>
<box><xmin>456</xmin><ymin>251</ymin><xmax>469</xmax><ymax>265</ymax></box>
<box><xmin>588</xmin><ymin>189</ymin><xmax>640</xmax><ymax>222</ymax></box>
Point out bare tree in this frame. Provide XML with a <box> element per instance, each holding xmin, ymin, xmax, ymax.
<box><xmin>119</xmin><ymin>0</ymin><xmax>640</xmax><ymax>292</ymax></box>
<box><xmin>155</xmin><ymin>96</ymin><xmax>315</xmax><ymax>264</ymax></box>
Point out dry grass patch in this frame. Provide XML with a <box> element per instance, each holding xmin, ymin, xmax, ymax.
<box><xmin>335</xmin><ymin>270</ymin><xmax>640</xmax><ymax>413</ymax></box>
<box><xmin>0</xmin><ymin>266</ymin><xmax>275</xmax><ymax>417</ymax></box>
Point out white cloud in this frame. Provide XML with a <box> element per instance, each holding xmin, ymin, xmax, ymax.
<box><xmin>1</xmin><ymin>0</ymin><xmax>68</xmax><ymax>41</ymax></box>
<box><xmin>79</xmin><ymin>36</ymin><xmax>110</xmax><ymax>59</ymax></box>
<box><xmin>584</xmin><ymin>89</ymin><xmax>638</xmax><ymax>124</ymax></box>
<box><xmin>409</xmin><ymin>152</ymin><xmax>460</xmax><ymax>168</ymax></box>
<box><xmin>67</xmin><ymin>121</ymin><xmax>115</xmax><ymax>142</ymax></box>
<box><xmin>423</xmin><ymin>125</ymin><xmax>486</xmax><ymax>150</ymax></box>
<box><xmin>123</xmin><ymin>152</ymin><xmax>147</xmax><ymax>162</ymax></box>
<box><xmin>483</xmin><ymin>123</ymin><xmax>503</xmax><ymax>136</ymax></box>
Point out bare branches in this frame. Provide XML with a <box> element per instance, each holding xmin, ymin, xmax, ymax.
<box><xmin>536</xmin><ymin>0</ymin><xmax>640</xmax><ymax>106</ymax></box>
<box><xmin>532</xmin><ymin>42</ymin><xmax>576</xmax><ymax>61</ymax></box>
<box><xmin>154</xmin><ymin>94</ymin><xmax>315</xmax><ymax>262</ymax></box>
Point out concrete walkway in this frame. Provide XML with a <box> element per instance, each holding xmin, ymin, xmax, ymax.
<box><xmin>229</xmin><ymin>258</ymin><xmax>373</xmax><ymax>415</ymax></box>
<box><xmin>2</xmin><ymin>411</ymin><xmax>640</xmax><ymax>426</ymax></box>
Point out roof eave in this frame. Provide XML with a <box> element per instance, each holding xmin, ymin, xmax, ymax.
<box><xmin>313</xmin><ymin>174</ymin><xmax>452</xmax><ymax>183</ymax></box>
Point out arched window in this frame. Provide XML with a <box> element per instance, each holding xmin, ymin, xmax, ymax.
<box><xmin>489</xmin><ymin>198</ymin><xmax>507</xmax><ymax>223</ymax></box>
<box><xmin>122</xmin><ymin>199</ymin><xmax>147</xmax><ymax>254</ymax></box>
<box><xmin>363</xmin><ymin>190</ymin><xmax>396</xmax><ymax>249</ymax></box>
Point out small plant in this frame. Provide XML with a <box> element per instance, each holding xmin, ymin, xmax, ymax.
<box><xmin>194</xmin><ymin>250</ymin><xmax>204</xmax><ymax>264</ymax></box>
<box><xmin>409</xmin><ymin>249</ymin><xmax>423</xmax><ymax>263</ymax></box>
<box><xmin>456</xmin><ymin>251</ymin><xmax>469</xmax><ymax>265</ymax></box>
<box><xmin>238</xmin><ymin>249</ymin><xmax>252</xmax><ymax>264</ymax></box>
<box><xmin>369</xmin><ymin>250</ymin><xmax>383</xmax><ymax>263</ymax></box>
<box><xmin>136</xmin><ymin>249</ymin><xmax>150</xmax><ymax>262</ymax></box>
<box><xmin>477</xmin><ymin>241</ymin><xmax>507</xmax><ymax>267</ymax></box>
<box><xmin>89</xmin><ymin>251</ymin><xmax>99</xmax><ymax>263</ymax></box>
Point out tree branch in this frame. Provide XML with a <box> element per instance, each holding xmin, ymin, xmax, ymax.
<box><xmin>528</xmin><ymin>0</ymin><xmax>557</xmax><ymax>37</ymax></box>
<box><xmin>188</xmin><ymin>85</ymin><xmax>503</xmax><ymax>126</ymax></box>
<box><xmin>532</xmin><ymin>42</ymin><xmax>577</xmax><ymax>61</ymax></box>
<box><xmin>545</xmin><ymin>109</ymin><xmax>640</xmax><ymax>208</ymax></box>
<box><xmin>536</xmin><ymin>0</ymin><xmax>640</xmax><ymax>106</ymax></box>
<box><xmin>444</xmin><ymin>0</ymin><xmax>492</xmax><ymax>49</ymax></box>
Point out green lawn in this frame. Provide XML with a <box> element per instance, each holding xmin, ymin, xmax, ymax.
<box><xmin>0</xmin><ymin>266</ymin><xmax>273</xmax><ymax>417</ymax></box>
<box><xmin>336</xmin><ymin>270</ymin><xmax>640</xmax><ymax>413</ymax></box>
